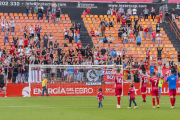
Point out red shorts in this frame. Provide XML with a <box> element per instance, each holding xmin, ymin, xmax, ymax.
<box><xmin>141</xmin><ymin>87</ymin><xmax>146</xmax><ymax>93</ymax></box>
<box><xmin>115</xmin><ymin>87</ymin><xmax>122</xmax><ymax>96</ymax></box>
<box><xmin>169</xmin><ymin>89</ymin><xmax>176</xmax><ymax>96</ymax></box>
<box><xmin>151</xmin><ymin>90</ymin><xmax>159</xmax><ymax>96</ymax></box>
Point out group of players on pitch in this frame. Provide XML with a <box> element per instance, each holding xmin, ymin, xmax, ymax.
<box><xmin>97</xmin><ymin>65</ymin><xmax>177</xmax><ymax>109</ymax></box>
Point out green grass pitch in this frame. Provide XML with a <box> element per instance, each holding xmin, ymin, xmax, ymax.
<box><xmin>0</xmin><ymin>96</ymin><xmax>179</xmax><ymax>120</ymax></box>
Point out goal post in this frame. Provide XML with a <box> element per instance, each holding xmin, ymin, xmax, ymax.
<box><xmin>28</xmin><ymin>65</ymin><xmax>123</xmax><ymax>97</ymax></box>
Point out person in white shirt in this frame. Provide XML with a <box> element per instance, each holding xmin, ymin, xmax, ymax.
<box><xmin>51</xmin><ymin>1</ymin><xmax>57</xmax><ymax>14</ymax></box>
<box><xmin>117</xmin><ymin>49</ymin><xmax>122</xmax><ymax>57</ymax></box>
<box><xmin>49</xmin><ymin>34</ymin><xmax>54</xmax><ymax>46</ymax></box>
<box><xmin>107</xmin><ymin>8</ymin><xmax>111</xmax><ymax>15</ymax></box>
<box><xmin>25</xmin><ymin>45</ymin><xmax>31</xmax><ymax>55</ymax></box>
<box><xmin>34</xmin><ymin>34</ymin><xmax>39</xmax><ymax>45</ymax></box>
<box><xmin>29</xmin><ymin>25</ymin><xmax>34</xmax><ymax>38</ymax></box>
<box><xmin>18</xmin><ymin>37</ymin><xmax>23</xmax><ymax>47</ymax></box>
<box><xmin>95</xmin><ymin>28</ymin><xmax>99</xmax><ymax>37</ymax></box>
<box><xmin>98</xmin><ymin>36</ymin><xmax>103</xmax><ymax>44</ymax></box>
<box><xmin>156</xmin><ymin>32</ymin><xmax>162</xmax><ymax>43</ymax></box>
<box><xmin>18</xmin><ymin>47</ymin><xmax>24</xmax><ymax>57</ymax></box>
<box><xmin>108</xmin><ymin>35</ymin><xmax>113</xmax><ymax>43</ymax></box>
<box><xmin>133</xmin><ymin>7</ymin><xmax>137</xmax><ymax>16</ymax></box>
<box><xmin>127</xmin><ymin>7</ymin><xmax>132</xmax><ymax>15</ymax></box>
<box><xmin>123</xmin><ymin>33</ymin><xmax>127</xmax><ymax>44</ymax></box>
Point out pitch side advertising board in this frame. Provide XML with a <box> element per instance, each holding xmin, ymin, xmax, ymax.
<box><xmin>3</xmin><ymin>83</ymin><xmax>180</xmax><ymax>97</ymax></box>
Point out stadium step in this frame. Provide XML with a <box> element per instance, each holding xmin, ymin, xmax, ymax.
<box><xmin>62</xmin><ymin>8</ymin><xmax>93</xmax><ymax>48</ymax></box>
<box><xmin>160</xmin><ymin>23</ymin><xmax>180</xmax><ymax>51</ymax></box>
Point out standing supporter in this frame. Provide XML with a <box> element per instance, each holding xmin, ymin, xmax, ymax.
<box><xmin>38</xmin><ymin>6</ymin><xmax>43</xmax><ymax>20</ymax></box>
<box><xmin>6</xmin><ymin>21</ymin><xmax>10</xmax><ymax>31</ymax></box>
<box><xmin>116</xmin><ymin>12</ymin><xmax>121</xmax><ymax>24</ymax></box>
<box><xmin>164</xmin><ymin>9</ymin><xmax>170</xmax><ymax>24</ymax></box>
<box><xmin>52</xmin><ymin>1</ymin><xmax>57</xmax><ymax>14</ymax></box>
<box><xmin>1</xmin><ymin>19</ymin><xmax>5</xmax><ymax>32</ymax></box>
<box><xmin>36</xmin><ymin>25</ymin><xmax>41</xmax><ymax>40</ymax></box>
<box><xmin>69</xmin><ymin>31</ymin><xmax>73</xmax><ymax>43</ymax></box>
<box><xmin>129</xmin><ymin>31</ymin><xmax>134</xmax><ymax>43</ymax></box>
<box><xmin>151</xmin><ymin>31</ymin><xmax>156</xmax><ymax>43</ymax></box>
<box><xmin>23</xmin><ymin>26</ymin><xmax>28</xmax><ymax>38</ymax></box>
<box><xmin>150</xmin><ymin>62</ymin><xmax>155</xmax><ymax>77</ymax></box>
<box><xmin>143</xmin><ymin>7</ymin><xmax>149</xmax><ymax>20</ymax></box>
<box><xmin>46</xmin><ymin>6</ymin><xmax>50</xmax><ymax>21</ymax></box>
<box><xmin>107</xmin><ymin>8</ymin><xmax>111</xmax><ymax>15</ymax></box>
<box><xmin>56</xmin><ymin>5</ymin><xmax>61</xmax><ymax>12</ymax></box>
<box><xmin>52</xmin><ymin>12</ymin><xmax>56</xmax><ymax>23</ymax></box>
<box><xmin>121</xmin><ymin>17</ymin><xmax>126</xmax><ymax>27</ymax></box>
<box><xmin>159</xmin><ymin>11</ymin><xmax>163</xmax><ymax>23</ymax></box>
<box><xmin>64</xmin><ymin>27</ymin><xmax>69</xmax><ymax>40</ymax></box>
<box><xmin>34</xmin><ymin>5</ymin><xmax>39</xmax><ymax>15</ymax></box>
<box><xmin>149</xmin><ymin>26</ymin><xmax>153</xmax><ymax>39</ymax></box>
<box><xmin>24</xmin><ymin>37</ymin><xmax>28</xmax><ymax>48</ymax></box>
<box><xmin>4</xmin><ymin>31</ymin><xmax>10</xmax><ymax>45</ymax></box>
<box><xmin>151</xmin><ymin>7</ymin><xmax>156</xmax><ymax>20</ymax></box>
<box><xmin>119</xmin><ymin>6</ymin><xmax>125</xmax><ymax>16</ymax></box>
<box><xmin>111</xmin><ymin>48</ymin><xmax>117</xmax><ymax>57</ymax></box>
<box><xmin>48</xmin><ymin>34</ymin><xmax>54</xmax><ymax>46</ymax></box>
<box><xmin>132</xmin><ymin>7</ymin><xmax>137</xmax><ymax>16</ymax></box>
<box><xmin>112</xmin><ymin>7</ymin><xmax>116</xmax><ymax>15</ymax></box>
<box><xmin>101</xmin><ymin>24</ymin><xmax>106</xmax><ymax>37</ymax></box>
<box><xmin>156</xmin><ymin>32</ymin><xmax>162</xmax><ymax>44</ymax></box>
<box><xmin>156</xmin><ymin>23</ymin><xmax>161</xmax><ymax>33</ymax></box>
<box><xmin>87</xmin><ymin>6</ymin><xmax>91</xmax><ymax>15</ymax></box>
<box><xmin>158</xmin><ymin>76</ymin><xmax>164</xmax><ymax>98</ymax></box>
<box><xmin>135</xmin><ymin>25</ymin><xmax>140</xmax><ymax>37</ymax></box>
<box><xmin>123</xmin><ymin>32</ymin><xmax>127</xmax><ymax>44</ymax></box>
<box><xmin>127</xmin><ymin>7</ymin><xmax>132</xmax><ymax>15</ymax></box>
<box><xmin>157</xmin><ymin>47</ymin><xmax>163</xmax><ymax>60</ymax></box>
<box><xmin>109</xmin><ymin>20</ymin><xmax>113</xmax><ymax>27</ymax></box>
<box><xmin>75</xmin><ymin>23</ymin><xmax>81</xmax><ymax>40</ymax></box>
<box><xmin>172</xmin><ymin>8</ymin><xmax>175</xmax><ymax>22</ymax></box>
<box><xmin>29</xmin><ymin>25</ymin><xmax>34</xmax><ymax>38</ymax></box>
<box><xmin>43</xmin><ymin>33</ymin><xmax>48</xmax><ymax>48</ymax></box>
<box><xmin>136</xmin><ymin>34</ymin><xmax>141</xmax><ymax>47</ymax></box>
<box><xmin>10</xmin><ymin>18</ymin><xmax>15</xmax><ymax>32</ymax></box>
<box><xmin>144</xmin><ymin>27</ymin><xmax>148</xmax><ymax>38</ymax></box>
<box><xmin>100</xmin><ymin>19</ymin><xmax>105</xmax><ymax>27</ymax></box>
<box><xmin>56</xmin><ymin>10</ymin><xmax>60</xmax><ymax>22</ymax></box>
<box><xmin>74</xmin><ymin>31</ymin><xmax>78</xmax><ymax>43</ymax></box>
<box><xmin>139</xmin><ymin>26</ymin><xmax>143</xmax><ymax>38</ymax></box>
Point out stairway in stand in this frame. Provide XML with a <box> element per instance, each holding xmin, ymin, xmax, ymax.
<box><xmin>160</xmin><ymin>23</ymin><xmax>180</xmax><ymax>51</ymax></box>
<box><xmin>62</xmin><ymin>8</ymin><xmax>93</xmax><ymax>47</ymax></box>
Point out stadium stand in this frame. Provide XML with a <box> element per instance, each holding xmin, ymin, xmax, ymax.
<box><xmin>82</xmin><ymin>14</ymin><xmax>178</xmax><ymax>62</ymax></box>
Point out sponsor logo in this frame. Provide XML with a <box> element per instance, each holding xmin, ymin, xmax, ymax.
<box><xmin>33</xmin><ymin>87</ymin><xmax>93</xmax><ymax>95</ymax></box>
<box><xmin>24</xmin><ymin>2</ymin><xmax>66</xmax><ymax>7</ymax></box>
<box><xmin>77</xmin><ymin>2</ymin><xmax>97</xmax><ymax>8</ymax></box>
<box><xmin>22</xmin><ymin>87</ymin><xmax>29</xmax><ymax>97</ymax></box>
<box><xmin>87</xmin><ymin>69</ymin><xmax>99</xmax><ymax>82</ymax></box>
<box><xmin>105</xmin><ymin>88</ymin><xmax>115</xmax><ymax>93</ymax></box>
<box><xmin>108</xmin><ymin>4</ymin><xmax>147</xmax><ymax>8</ymax></box>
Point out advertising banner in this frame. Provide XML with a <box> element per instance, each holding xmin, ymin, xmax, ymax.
<box><xmin>5</xmin><ymin>83</ymin><xmax>180</xmax><ymax>97</ymax></box>
<box><xmin>85</xmin><ymin>69</ymin><xmax>102</xmax><ymax>85</ymax></box>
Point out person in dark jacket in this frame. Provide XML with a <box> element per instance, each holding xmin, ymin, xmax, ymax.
<box><xmin>157</xmin><ymin>47</ymin><xmax>163</xmax><ymax>60</ymax></box>
<box><xmin>56</xmin><ymin>10</ymin><xmax>60</xmax><ymax>22</ymax></box>
<box><xmin>12</xmin><ymin>63</ymin><xmax>18</xmax><ymax>83</ymax></box>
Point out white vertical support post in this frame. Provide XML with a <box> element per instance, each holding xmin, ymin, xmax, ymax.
<box><xmin>29</xmin><ymin>64</ymin><xmax>31</xmax><ymax>97</ymax></box>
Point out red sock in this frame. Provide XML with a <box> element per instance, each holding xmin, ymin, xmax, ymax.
<box><xmin>173</xmin><ymin>98</ymin><xmax>176</xmax><ymax>106</ymax></box>
<box><xmin>117</xmin><ymin>97</ymin><xmax>121</xmax><ymax>105</ymax></box>
<box><xmin>156</xmin><ymin>97</ymin><xmax>159</xmax><ymax>105</ymax></box>
<box><xmin>144</xmin><ymin>94</ymin><xmax>146</xmax><ymax>100</ymax></box>
<box><xmin>170</xmin><ymin>98</ymin><xmax>174</xmax><ymax>106</ymax></box>
<box><xmin>152</xmin><ymin>98</ymin><xmax>155</xmax><ymax>106</ymax></box>
<box><xmin>142</xmin><ymin>94</ymin><xmax>144</xmax><ymax>100</ymax></box>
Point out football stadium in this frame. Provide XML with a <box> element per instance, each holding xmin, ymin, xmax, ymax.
<box><xmin>0</xmin><ymin>0</ymin><xmax>180</xmax><ymax>120</ymax></box>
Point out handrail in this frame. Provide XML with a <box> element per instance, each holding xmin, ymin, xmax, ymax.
<box><xmin>168</xmin><ymin>16</ymin><xmax>180</xmax><ymax>40</ymax></box>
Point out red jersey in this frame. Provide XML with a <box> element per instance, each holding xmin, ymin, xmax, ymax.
<box><xmin>116</xmin><ymin>13</ymin><xmax>120</xmax><ymax>19</ymax></box>
<box><xmin>145</xmin><ymin>62</ymin><xmax>149</xmax><ymax>69</ymax></box>
<box><xmin>11</xmin><ymin>45</ymin><xmax>15</xmax><ymax>51</ymax></box>
<box><xmin>78</xmin><ymin>54</ymin><xmax>82</xmax><ymax>61</ymax></box>
<box><xmin>90</xmin><ymin>30</ymin><xmax>94</xmax><ymax>35</ymax></box>
<box><xmin>144</xmin><ymin>28</ymin><xmax>149</xmax><ymax>32</ymax></box>
<box><xmin>141</xmin><ymin>75</ymin><xmax>148</xmax><ymax>87</ymax></box>
<box><xmin>77</xmin><ymin>43</ymin><xmax>82</xmax><ymax>49</ymax></box>
<box><xmin>159</xmin><ymin>12</ymin><xmax>163</xmax><ymax>18</ymax></box>
<box><xmin>77</xmin><ymin>28</ymin><xmax>80</xmax><ymax>34</ymax></box>
<box><xmin>113</xmin><ymin>9</ymin><xmax>115</xmax><ymax>15</ymax></box>
<box><xmin>114</xmin><ymin>73</ymin><xmax>123</xmax><ymax>88</ymax></box>
<box><xmin>97</xmin><ymin>92</ymin><xmax>104</xmax><ymax>101</ymax></box>
<box><xmin>24</xmin><ymin>39</ymin><xmax>28</xmax><ymax>46</ymax></box>
<box><xmin>158</xmin><ymin>61</ymin><xmax>162</xmax><ymax>65</ymax></box>
<box><xmin>52</xmin><ymin>14</ymin><xmax>56</xmax><ymax>19</ymax></box>
<box><xmin>121</xmin><ymin>19</ymin><xmax>126</xmax><ymax>25</ymax></box>
<box><xmin>146</xmin><ymin>50</ymin><xmax>150</xmax><ymax>56</ymax></box>
<box><xmin>128</xmin><ymin>88</ymin><xmax>135</xmax><ymax>100</ymax></box>
<box><xmin>9</xmin><ymin>50</ymin><xmax>14</xmax><ymax>55</ymax></box>
<box><xmin>87</xmin><ymin>8</ymin><xmax>91</xmax><ymax>14</ymax></box>
<box><xmin>150</xmin><ymin>77</ymin><xmax>159</xmax><ymax>91</ymax></box>
<box><xmin>152</xmin><ymin>33</ymin><xmax>156</xmax><ymax>38</ymax></box>
<box><xmin>1</xmin><ymin>57</ymin><xmax>5</xmax><ymax>61</ymax></box>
